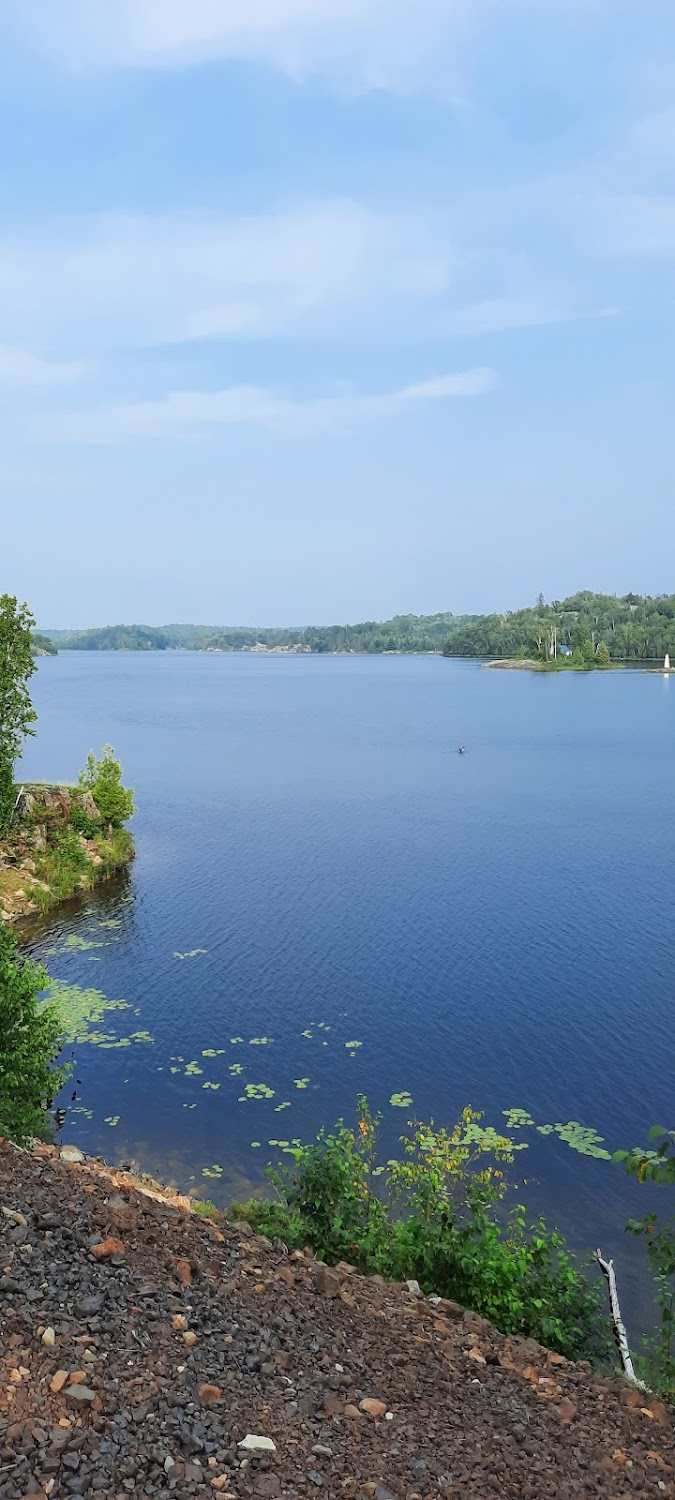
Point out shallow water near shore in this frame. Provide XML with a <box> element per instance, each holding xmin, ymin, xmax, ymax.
<box><xmin>18</xmin><ymin>651</ymin><xmax>675</xmax><ymax>1316</ymax></box>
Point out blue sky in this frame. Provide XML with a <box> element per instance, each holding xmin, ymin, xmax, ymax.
<box><xmin>1</xmin><ymin>1</ymin><xmax>674</xmax><ymax>626</ymax></box>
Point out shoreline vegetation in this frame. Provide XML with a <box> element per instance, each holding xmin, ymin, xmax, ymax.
<box><xmin>38</xmin><ymin>590</ymin><xmax>675</xmax><ymax>667</ymax></box>
<box><xmin>1</xmin><ymin>596</ymin><xmax>135</xmax><ymax>922</ymax></box>
<box><xmin>0</xmin><ymin>780</ymin><xmax>134</xmax><ymax>922</ymax></box>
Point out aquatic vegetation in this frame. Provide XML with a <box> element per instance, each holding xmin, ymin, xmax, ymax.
<box><xmin>389</xmin><ymin>1091</ymin><xmax>413</xmax><ymax>1108</ymax></box>
<box><xmin>202</xmin><ymin>1048</ymin><xmax>226</xmax><ymax>1057</ymax></box>
<box><xmin>503</xmin><ymin>1108</ymin><xmax>535</xmax><ymax>1129</ymax></box>
<box><xmin>230</xmin><ymin>1036</ymin><xmax>244</xmax><ymax>1044</ymax></box>
<box><xmin>294</xmin><ymin>1078</ymin><xmax>309</xmax><ymax>1089</ymax></box>
<box><xmin>185</xmin><ymin>1061</ymin><xmax>204</xmax><ymax>1077</ymax></box>
<box><xmin>202</xmin><ymin>1163</ymin><xmax>224</xmax><ymax>1178</ymax></box>
<box><xmin>173</xmin><ymin>949</ymin><xmax>208</xmax><ymax>960</ymax></box>
<box><xmin>541</xmin><ymin>1121</ymin><xmax>611</xmax><ymax>1160</ymax></box>
<box><xmin>229</xmin><ymin>1063</ymin><xmax>244</xmax><ymax>1077</ymax></box>
<box><xmin>64</xmin><ymin>934</ymin><xmax>106</xmax><ymax>951</ymax></box>
<box><xmin>104</xmin><ymin>1114</ymin><xmax>120</xmax><ymax>1127</ymax></box>
<box><xmin>41</xmin><ymin>978</ymin><xmax>153</xmax><ymax>1049</ymax></box>
<box><xmin>274</xmin><ymin>1101</ymin><xmax>291</xmax><ymax>1112</ymax></box>
<box><xmin>202</xmin><ymin>1081</ymin><xmax>220</xmax><ymax>1090</ymax></box>
<box><xmin>99</xmin><ymin>918</ymin><xmax>121</xmax><ymax>929</ymax></box>
<box><xmin>238</xmin><ymin>1082</ymin><xmax>275</xmax><ymax>1101</ymax></box>
<box><xmin>345</xmin><ymin>1040</ymin><xmax>362</xmax><ymax>1051</ymax></box>
<box><xmin>249</xmin><ymin>1036</ymin><xmax>272</xmax><ymax>1046</ymax></box>
<box><xmin>500</xmin><ymin>1109</ymin><xmax>610</xmax><ymax>1159</ymax></box>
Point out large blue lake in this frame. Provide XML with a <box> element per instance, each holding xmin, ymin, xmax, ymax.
<box><xmin>18</xmin><ymin>652</ymin><xmax>675</xmax><ymax>1303</ymax></box>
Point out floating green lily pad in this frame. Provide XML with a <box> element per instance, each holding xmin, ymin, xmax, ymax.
<box><xmin>239</xmin><ymin>1082</ymin><xmax>275</xmax><ymax>1101</ymax></box>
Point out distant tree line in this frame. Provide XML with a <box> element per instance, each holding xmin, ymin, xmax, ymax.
<box><xmin>442</xmin><ymin>591</ymin><xmax>675</xmax><ymax>663</ymax></box>
<box><xmin>43</xmin><ymin>614</ymin><xmax>475</xmax><ymax>655</ymax></box>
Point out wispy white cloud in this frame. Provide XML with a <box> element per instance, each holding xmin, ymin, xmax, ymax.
<box><xmin>38</xmin><ymin>368</ymin><xmax>497</xmax><ymax>444</ymax></box>
<box><xmin>0</xmin><ymin>203</ymin><xmax>447</xmax><ymax>353</ymax></box>
<box><xmin>398</xmin><ymin>370</ymin><xmax>496</xmax><ymax>401</ymax></box>
<box><xmin>10</xmin><ymin>0</ymin><xmax>467</xmax><ymax>93</ymax></box>
<box><xmin>0</xmin><ymin>343</ymin><xmax>87</xmax><ymax>386</ymax></box>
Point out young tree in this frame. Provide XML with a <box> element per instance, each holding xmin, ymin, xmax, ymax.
<box><xmin>78</xmin><ymin>745</ymin><xmax>135</xmax><ymax>826</ymax></box>
<box><xmin>0</xmin><ymin>595</ymin><xmax>37</xmax><ymax>835</ymax></box>
<box><xmin>0</xmin><ymin>923</ymin><xmax>69</xmax><ymax>1143</ymax></box>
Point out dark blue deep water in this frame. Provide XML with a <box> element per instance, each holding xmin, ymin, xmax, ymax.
<box><xmin>18</xmin><ymin>652</ymin><xmax>675</xmax><ymax>1304</ymax></box>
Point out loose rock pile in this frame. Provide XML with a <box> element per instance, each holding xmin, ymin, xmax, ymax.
<box><xmin>1</xmin><ymin>1140</ymin><xmax>673</xmax><ymax>1498</ymax></box>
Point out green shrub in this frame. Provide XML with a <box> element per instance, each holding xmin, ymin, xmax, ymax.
<box><xmin>0</xmin><ymin>923</ymin><xmax>70</xmax><ymax>1143</ymax></box>
<box><xmin>236</xmin><ymin>1097</ymin><xmax>610</xmax><ymax>1362</ymax></box>
<box><xmin>78</xmin><ymin>746</ymin><xmax>135</xmax><ymax>827</ymax></box>
<box><xmin>68</xmin><ymin>798</ymin><xmax>100</xmax><ymax>838</ymax></box>
<box><xmin>615</xmin><ymin>1127</ymin><xmax>675</xmax><ymax>1397</ymax></box>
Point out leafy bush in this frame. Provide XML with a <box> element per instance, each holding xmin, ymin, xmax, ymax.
<box><xmin>615</xmin><ymin>1127</ymin><xmax>675</xmax><ymax>1396</ymax></box>
<box><xmin>235</xmin><ymin>1097</ymin><xmax>609</xmax><ymax>1362</ymax></box>
<box><xmin>78</xmin><ymin>746</ymin><xmax>135</xmax><ymax>827</ymax></box>
<box><xmin>68</xmin><ymin>798</ymin><xmax>100</xmax><ymax>838</ymax></box>
<box><xmin>0</xmin><ymin>923</ymin><xmax>70</xmax><ymax>1143</ymax></box>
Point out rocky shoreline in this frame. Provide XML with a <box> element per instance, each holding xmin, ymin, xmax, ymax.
<box><xmin>1</xmin><ymin>1138</ymin><xmax>674</xmax><ymax>1498</ymax></box>
<box><xmin>0</xmin><ymin>785</ymin><xmax>134</xmax><ymax>923</ymax></box>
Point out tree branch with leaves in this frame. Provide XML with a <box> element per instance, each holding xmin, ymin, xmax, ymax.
<box><xmin>0</xmin><ymin>595</ymin><xmax>38</xmax><ymax>835</ymax></box>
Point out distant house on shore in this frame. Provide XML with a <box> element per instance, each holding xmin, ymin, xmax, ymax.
<box><xmin>559</xmin><ymin>644</ymin><xmax>573</xmax><ymax>657</ymax></box>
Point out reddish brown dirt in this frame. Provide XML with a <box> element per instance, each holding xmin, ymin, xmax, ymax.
<box><xmin>1</xmin><ymin>1141</ymin><xmax>673</xmax><ymax>1499</ymax></box>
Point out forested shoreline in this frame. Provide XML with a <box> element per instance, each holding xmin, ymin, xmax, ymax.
<box><xmin>42</xmin><ymin>613</ymin><xmax>473</xmax><ymax>655</ymax></box>
<box><xmin>442</xmin><ymin>591</ymin><xmax>675</xmax><ymax>663</ymax></box>
<box><xmin>40</xmin><ymin>592</ymin><xmax>675</xmax><ymax>662</ymax></box>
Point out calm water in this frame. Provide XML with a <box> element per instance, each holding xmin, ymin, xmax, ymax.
<box><xmin>18</xmin><ymin>652</ymin><xmax>675</xmax><ymax>1303</ymax></box>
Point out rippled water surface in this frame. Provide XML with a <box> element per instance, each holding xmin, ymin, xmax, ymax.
<box><xmin>18</xmin><ymin>652</ymin><xmax>675</xmax><ymax>1291</ymax></box>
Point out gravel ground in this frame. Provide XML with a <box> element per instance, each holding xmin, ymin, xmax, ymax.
<box><xmin>1</xmin><ymin>1140</ymin><xmax>674</xmax><ymax>1500</ymax></box>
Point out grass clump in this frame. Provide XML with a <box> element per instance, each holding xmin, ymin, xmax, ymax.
<box><xmin>233</xmin><ymin>1095</ymin><xmax>611</xmax><ymax>1364</ymax></box>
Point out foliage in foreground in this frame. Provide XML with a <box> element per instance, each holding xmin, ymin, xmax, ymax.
<box><xmin>0</xmin><ymin>595</ymin><xmax>37</xmax><ymax>835</ymax></box>
<box><xmin>233</xmin><ymin>1097</ymin><xmax>610</xmax><ymax>1363</ymax></box>
<box><xmin>0</xmin><ymin>923</ymin><xmax>70</xmax><ymax>1144</ymax></box>
<box><xmin>615</xmin><ymin>1128</ymin><xmax>675</xmax><ymax>1398</ymax></box>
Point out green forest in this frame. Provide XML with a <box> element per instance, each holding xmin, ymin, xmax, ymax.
<box><xmin>442</xmin><ymin>591</ymin><xmax>675</xmax><ymax>663</ymax></box>
<box><xmin>43</xmin><ymin>613</ymin><xmax>472</xmax><ymax>655</ymax></box>
<box><xmin>40</xmin><ymin>593</ymin><xmax>675</xmax><ymax>662</ymax></box>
